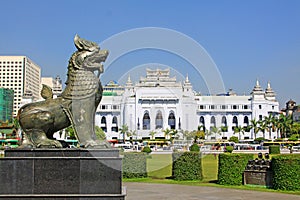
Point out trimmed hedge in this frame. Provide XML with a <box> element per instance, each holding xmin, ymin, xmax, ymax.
<box><xmin>122</xmin><ymin>152</ymin><xmax>147</xmax><ymax>178</ymax></box>
<box><xmin>172</xmin><ymin>152</ymin><xmax>203</xmax><ymax>181</ymax></box>
<box><xmin>269</xmin><ymin>145</ymin><xmax>280</xmax><ymax>154</ymax></box>
<box><xmin>218</xmin><ymin>153</ymin><xmax>253</xmax><ymax>185</ymax></box>
<box><xmin>189</xmin><ymin>143</ymin><xmax>200</xmax><ymax>152</ymax></box>
<box><xmin>272</xmin><ymin>154</ymin><xmax>300</xmax><ymax>191</ymax></box>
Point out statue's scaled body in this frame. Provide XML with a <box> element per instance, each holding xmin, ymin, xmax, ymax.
<box><xmin>17</xmin><ymin>35</ymin><xmax>109</xmax><ymax>148</ymax></box>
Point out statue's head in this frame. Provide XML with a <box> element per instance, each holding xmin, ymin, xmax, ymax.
<box><xmin>71</xmin><ymin>35</ymin><xmax>109</xmax><ymax>71</ymax></box>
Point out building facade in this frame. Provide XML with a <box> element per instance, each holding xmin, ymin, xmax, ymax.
<box><xmin>0</xmin><ymin>56</ymin><xmax>41</xmax><ymax>116</ymax></box>
<box><xmin>41</xmin><ymin>75</ymin><xmax>63</xmax><ymax>97</ymax></box>
<box><xmin>95</xmin><ymin>68</ymin><xmax>280</xmax><ymax>141</ymax></box>
<box><xmin>0</xmin><ymin>88</ymin><xmax>14</xmax><ymax>122</ymax></box>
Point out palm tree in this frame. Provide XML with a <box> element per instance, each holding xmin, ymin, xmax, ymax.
<box><xmin>270</xmin><ymin>116</ymin><xmax>279</xmax><ymax>139</ymax></box>
<box><xmin>278</xmin><ymin>114</ymin><xmax>293</xmax><ymax>138</ymax></box>
<box><xmin>210</xmin><ymin>126</ymin><xmax>221</xmax><ymax>140</ymax></box>
<box><xmin>119</xmin><ymin>124</ymin><xmax>129</xmax><ymax>143</ymax></box>
<box><xmin>149</xmin><ymin>130</ymin><xmax>156</xmax><ymax>140</ymax></box>
<box><xmin>250</xmin><ymin>119</ymin><xmax>260</xmax><ymax>139</ymax></box>
<box><xmin>234</xmin><ymin>126</ymin><xmax>244</xmax><ymax>140</ymax></box>
<box><xmin>263</xmin><ymin>114</ymin><xmax>274</xmax><ymax>140</ymax></box>
<box><xmin>259</xmin><ymin>121</ymin><xmax>267</xmax><ymax>139</ymax></box>
<box><xmin>95</xmin><ymin>126</ymin><xmax>106</xmax><ymax>140</ymax></box>
<box><xmin>163</xmin><ymin>128</ymin><xmax>171</xmax><ymax>140</ymax></box>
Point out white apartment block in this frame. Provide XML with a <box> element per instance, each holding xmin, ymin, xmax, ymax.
<box><xmin>96</xmin><ymin>68</ymin><xmax>279</xmax><ymax>141</ymax></box>
<box><xmin>41</xmin><ymin>76</ymin><xmax>63</xmax><ymax>97</ymax></box>
<box><xmin>0</xmin><ymin>56</ymin><xmax>41</xmax><ymax>116</ymax></box>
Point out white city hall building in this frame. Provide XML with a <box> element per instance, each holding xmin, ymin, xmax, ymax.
<box><xmin>95</xmin><ymin>68</ymin><xmax>279</xmax><ymax>141</ymax></box>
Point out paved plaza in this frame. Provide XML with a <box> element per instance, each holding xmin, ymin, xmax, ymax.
<box><xmin>123</xmin><ymin>182</ymin><xmax>299</xmax><ymax>200</ymax></box>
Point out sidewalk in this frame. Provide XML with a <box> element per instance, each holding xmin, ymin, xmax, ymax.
<box><xmin>123</xmin><ymin>182</ymin><xmax>299</xmax><ymax>200</ymax></box>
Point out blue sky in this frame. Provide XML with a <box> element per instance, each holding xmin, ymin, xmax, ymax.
<box><xmin>0</xmin><ymin>0</ymin><xmax>299</xmax><ymax>108</ymax></box>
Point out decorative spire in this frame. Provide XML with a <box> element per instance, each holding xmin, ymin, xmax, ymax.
<box><xmin>252</xmin><ymin>78</ymin><xmax>263</xmax><ymax>92</ymax></box>
<box><xmin>256</xmin><ymin>78</ymin><xmax>260</xmax><ymax>87</ymax></box>
<box><xmin>126</xmin><ymin>75</ymin><xmax>133</xmax><ymax>87</ymax></box>
<box><xmin>265</xmin><ymin>81</ymin><xmax>276</xmax><ymax>99</ymax></box>
<box><xmin>185</xmin><ymin>74</ymin><xmax>190</xmax><ymax>83</ymax></box>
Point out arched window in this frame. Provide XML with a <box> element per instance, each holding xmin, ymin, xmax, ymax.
<box><xmin>243</xmin><ymin>116</ymin><xmax>250</xmax><ymax>132</ymax></box>
<box><xmin>199</xmin><ymin>116</ymin><xmax>205</xmax><ymax>131</ymax></box>
<box><xmin>143</xmin><ymin>112</ymin><xmax>150</xmax><ymax>130</ymax></box>
<box><xmin>101</xmin><ymin>116</ymin><xmax>107</xmax><ymax>132</ymax></box>
<box><xmin>168</xmin><ymin>112</ymin><xmax>176</xmax><ymax>129</ymax></box>
<box><xmin>210</xmin><ymin>116</ymin><xmax>216</xmax><ymax>127</ymax></box>
<box><xmin>155</xmin><ymin>111</ymin><xmax>163</xmax><ymax>129</ymax></box>
<box><xmin>199</xmin><ymin>116</ymin><xmax>205</xmax><ymax>125</ymax></box>
<box><xmin>221</xmin><ymin>116</ymin><xmax>228</xmax><ymax>132</ymax></box>
<box><xmin>244</xmin><ymin>116</ymin><xmax>249</xmax><ymax>125</ymax></box>
<box><xmin>111</xmin><ymin>116</ymin><xmax>118</xmax><ymax>132</ymax></box>
<box><xmin>232</xmin><ymin>116</ymin><xmax>238</xmax><ymax>131</ymax></box>
<box><xmin>221</xmin><ymin>116</ymin><xmax>227</xmax><ymax>126</ymax></box>
<box><xmin>210</xmin><ymin>116</ymin><xmax>216</xmax><ymax>130</ymax></box>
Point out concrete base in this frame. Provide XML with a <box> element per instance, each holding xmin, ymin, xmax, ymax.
<box><xmin>0</xmin><ymin>148</ymin><xmax>126</xmax><ymax>199</ymax></box>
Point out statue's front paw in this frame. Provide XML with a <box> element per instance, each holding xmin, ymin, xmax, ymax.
<box><xmin>37</xmin><ymin>139</ymin><xmax>63</xmax><ymax>148</ymax></box>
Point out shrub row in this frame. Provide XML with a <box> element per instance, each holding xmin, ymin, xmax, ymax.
<box><xmin>122</xmin><ymin>152</ymin><xmax>147</xmax><ymax>178</ymax></box>
<box><xmin>269</xmin><ymin>145</ymin><xmax>280</xmax><ymax>154</ymax></box>
<box><xmin>272</xmin><ymin>154</ymin><xmax>300</xmax><ymax>191</ymax></box>
<box><xmin>218</xmin><ymin>153</ymin><xmax>253</xmax><ymax>185</ymax></box>
<box><xmin>172</xmin><ymin>152</ymin><xmax>203</xmax><ymax>181</ymax></box>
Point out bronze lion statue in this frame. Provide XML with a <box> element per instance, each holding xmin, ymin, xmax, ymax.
<box><xmin>18</xmin><ymin>35</ymin><xmax>109</xmax><ymax>148</ymax></box>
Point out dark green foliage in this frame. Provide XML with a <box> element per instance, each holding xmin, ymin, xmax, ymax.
<box><xmin>272</xmin><ymin>154</ymin><xmax>300</xmax><ymax>191</ymax></box>
<box><xmin>189</xmin><ymin>143</ymin><xmax>200</xmax><ymax>152</ymax></box>
<box><xmin>225</xmin><ymin>146</ymin><xmax>234</xmax><ymax>153</ymax></box>
<box><xmin>218</xmin><ymin>153</ymin><xmax>253</xmax><ymax>185</ymax></box>
<box><xmin>269</xmin><ymin>145</ymin><xmax>280</xmax><ymax>154</ymax></box>
<box><xmin>254</xmin><ymin>137</ymin><xmax>265</xmax><ymax>143</ymax></box>
<box><xmin>172</xmin><ymin>152</ymin><xmax>203</xmax><ymax>181</ymax></box>
<box><xmin>141</xmin><ymin>146</ymin><xmax>152</xmax><ymax>153</ymax></box>
<box><xmin>122</xmin><ymin>153</ymin><xmax>147</xmax><ymax>178</ymax></box>
<box><xmin>229</xmin><ymin>136</ymin><xmax>239</xmax><ymax>143</ymax></box>
<box><xmin>288</xmin><ymin>134</ymin><xmax>299</xmax><ymax>141</ymax></box>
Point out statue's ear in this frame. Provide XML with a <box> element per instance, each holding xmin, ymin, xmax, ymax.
<box><xmin>41</xmin><ymin>84</ymin><xmax>53</xmax><ymax>100</ymax></box>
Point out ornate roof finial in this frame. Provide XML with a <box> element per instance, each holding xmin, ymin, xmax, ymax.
<box><xmin>256</xmin><ymin>78</ymin><xmax>260</xmax><ymax>86</ymax></box>
<box><xmin>185</xmin><ymin>74</ymin><xmax>190</xmax><ymax>83</ymax></box>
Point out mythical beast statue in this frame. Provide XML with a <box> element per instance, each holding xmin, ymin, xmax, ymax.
<box><xmin>18</xmin><ymin>35</ymin><xmax>109</xmax><ymax>148</ymax></box>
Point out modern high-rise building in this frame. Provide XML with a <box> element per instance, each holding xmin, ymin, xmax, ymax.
<box><xmin>0</xmin><ymin>56</ymin><xmax>41</xmax><ymax>116</ymax></box>
<box><xmin>0</xmin><ymin>88</ymin><xmax>14</xmax><ymax>122</ymax></box>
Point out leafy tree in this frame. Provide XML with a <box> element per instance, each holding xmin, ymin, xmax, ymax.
<box><xmin>229</xmin><ymin>136</ymin><xmax>239</xmax><ymax>143</ymax></box>
<box><xmin>291</xmin><ymin>122</ymin><xmax>300</xmax><ymax>135</ymax></box>
<box><xmin>95</xmin><ymin>126</ymin><xmax>106</xmax><ymax>140</ymax></box>
<box><xmin>65</xmin><ymin>126</ymin><xmax>76</xmax><ymax>139</ymax></box>
<box><xmin>119</xmin><ymin>124</ymin><xmax>129</xmax><ymax>143</ymax></box>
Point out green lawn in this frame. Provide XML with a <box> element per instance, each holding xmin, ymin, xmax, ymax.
<box><xmin>146</xmin><ymin>153</ymin><xmax>218</xmax><ymax>182</ymax></box>
<box><xmin>124</xmin><ymin>153</ymin><xmax>300</xmax><ymax>195</ymax></box>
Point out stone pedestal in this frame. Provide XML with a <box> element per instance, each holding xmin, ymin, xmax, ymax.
<box><xmin>243</xmin><ymin>170</ymin><xmax>273</xmax><ymax>187</ymax></box>
<box><xmin>0</xmin><ymin>148</ymin><xmax>126</xmax><ymax>200</ymax></box>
